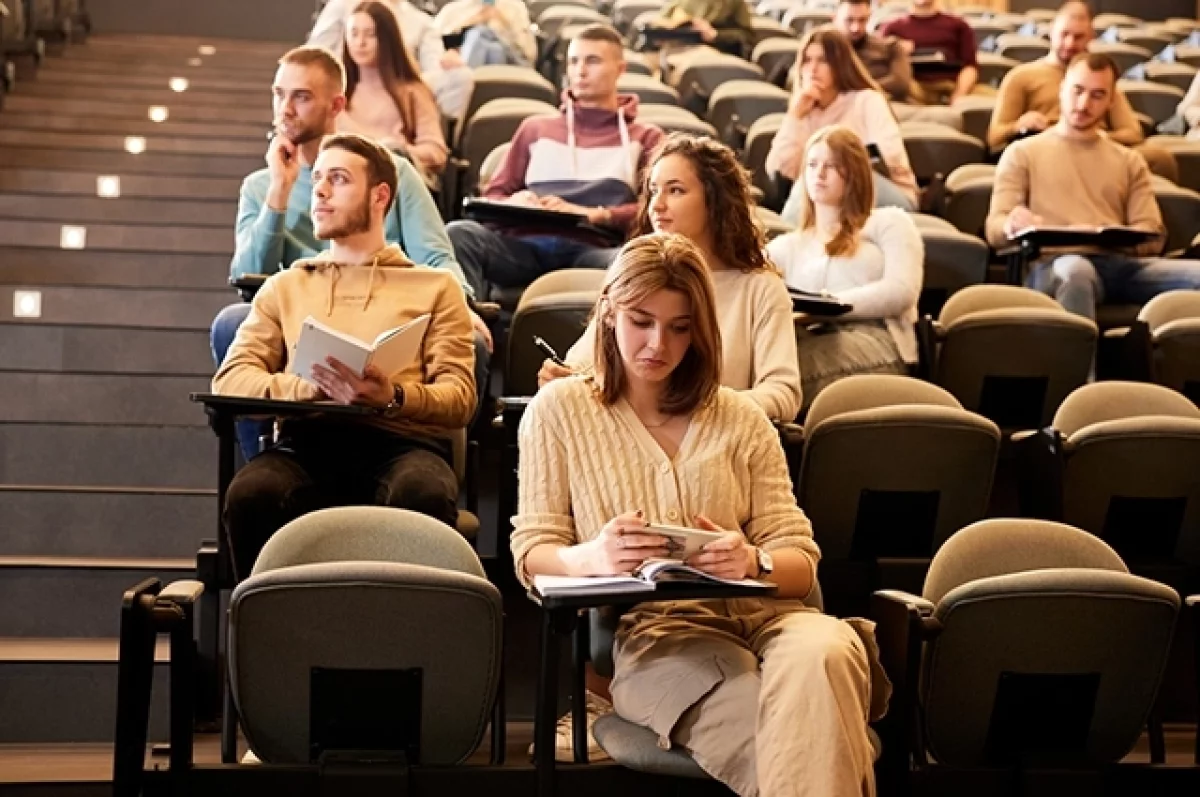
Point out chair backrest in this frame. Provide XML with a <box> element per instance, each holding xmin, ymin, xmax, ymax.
<box><xmin>478</xmin><ymin>142</ymin><xmax>512</xmax><ymax>188</ymax></box>
<box><xmin>616</xmin><ymin>72</ymin><xmax>680</xmax><ymax>107</ymax></box>
<box><xmin>751</xmin><ymin>35</ymin><xmax>802</xmax><ymax>81</ymax></box>
<box><xmin>1143</xmin><ymin>61</ymin><xmax>1198</xmax><ymax>92</ymax></box>
<box><xmin>1052</xmin><ymin>382</ymin><xmax>1200</xmax><ymax>563</ymax></box>
<box><xmin>613</xmin><ymin>0</ymin><xmax>663</xmax><ymax>33</ymax></box>
<box><xmin>744</xmin><ymin>112</ymin><xmax>784</xmax><ymax>208</ymax></box>
<box><xmin>891</xmin><ymin>103</ymin><xmax>964</xmax><ymax>131</ymax></box>
<box><xmin>637</xmin><ymin>103</ymin><xmax>717</xmax><ymax>137</ymax></box>
<box><xmin>921</xmin><ymin>522</ymin><xmax>1177</xmax><ymax>767</ymax></box>
<box><xmin>935</xmin><ymin>285</ymin><xmax>1098</xmax><ymax>429</ymax></box>
<box><xmin>1141</xmin><ymin>291</ymin><xmax>1200</xmax><ymax>402</ymax></box>
<box><xmin>996</xmin><ymin>34</ymin><xmax>1051</xmax><ymax>63</ymax></box>
<box><xmin>457</xmin><ymin>66</ymin><xmax>557</xmax><ymax>144</ymax></box>
<box><xmin>798</xmin><ymin>375</ymin><xmax>1000</xmax><ymax>559</ymax></box>
<box><xmin>1151</xmin><ymin>177</ymin><xmax>1200</xmax><ymax>252</ymax></box>
<box><xmin>674</xmin><ymin>52</ymin><xmax>764</xmax><ymax>115</ymax></box>
<box><xmin>1146</xmin><ymin>135</ymin><xmax>1200</xmax><ymax>194</ymax></box>
<box><xmin>918</xmin><ymin>225</ymin><xmax>989</xmax><ymax>317</ymax></box>
<box><xmin>901</xmin><ymin>122</ymin><xmax>986</xmax><ymax>182</ymax></box>
<box><xmin>230</xmin><ymin>508</ymin><xmax>503</xmax><ymax>766</ymax></box>
<box><xmin>951</xmin><ymin>93</ymin><xmax>998</xmax><ymax>144</ymax></box>
<box><xmin>707</xmin><ymin>80</ymin><xmax>788</xmax><ymax>145</ymax></box>
<box><xmin>1091</xmin><ymin>41</ymin><xmax>1153</xmax><ymax>76</ymax></box>
<box><xmin>505</xmin><ymin>268</ymin><xmax>604</xmax><ymax>395</ymax></box>
<box><xmin>1118</xmin><ymin>79</ymin><xmax>1185</xmax><ymax>124</ymax></box>
<box><xmin>942</xmin><ymin>163</ymin><xmax>995</xmax><ymax>237</ymax></box>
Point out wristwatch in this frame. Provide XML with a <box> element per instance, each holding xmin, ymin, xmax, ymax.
<box><xmin>754</xmin><ymin>547</ymin><xmax>774</xmax><ymax>578</ymax></box>
<box><xmin>385</xmin><ymin>384</ymin><xmax>405</xmax><ymax>413</ymax></box>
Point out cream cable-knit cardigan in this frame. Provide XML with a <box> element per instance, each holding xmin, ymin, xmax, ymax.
<box><xmin>510</xmin><ymin>377</ymin><xmax>820</xmax><ymax>590</ymax></box>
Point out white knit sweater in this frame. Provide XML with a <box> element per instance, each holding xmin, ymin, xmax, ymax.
<box><xmin>766</xmin><ymin>206</ymin><xmax>924</xmax><ymax>363</ymax></box>
<box><xmin>510</xmin><ymin>377</ymin><xmax>820</xmax><ymax>589</ymax></box>
<box><xmin>565</xmin><ymin>268</ymin><xmax>803</xmax><ymax>422</ymax></box>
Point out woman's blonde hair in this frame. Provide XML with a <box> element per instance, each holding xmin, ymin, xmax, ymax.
<box><xmin>592</xmin><ymin>234</ymin><xmax>722</xmax><ymax>416</ymax></box>
<box><xmin>798</xmin><ymin>125</ymin><xmax>875</xmax><ymax>257</ymax></box>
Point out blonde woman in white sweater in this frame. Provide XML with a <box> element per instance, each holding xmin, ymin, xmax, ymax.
<box><xmin>539</xmin><ymin>134</ymin><xmax>803</xmax><ymax>422</ymax></box>
<box><xmin>514</xmin><ymin>233</ymin><xmax>884</xmax><ymax>797</ymax></box>
<box><xmin>767</xmin><ymin>125</ymin><xmax>922</xmax><ymax>409</ymax></box>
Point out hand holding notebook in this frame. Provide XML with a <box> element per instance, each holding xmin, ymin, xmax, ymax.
<box><xmin>290</xmin><ymin>314</ymin><xmax>431</xmax><ymax>386</ymax></box>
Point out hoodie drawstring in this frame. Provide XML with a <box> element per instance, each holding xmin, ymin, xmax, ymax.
<box><xmin>363</xmin><ymin>254</ymin><xmax>380</xmax><ymax>312</ymax></box>
<box><xmin>326</xmin><ymin>264</ymin><xmax>341</xmax><ymax>316</ymax></box>
<box><xmin>565</xmin><ymin>95</ymin><xmax>635</xmax><ymax>185</ymax></box>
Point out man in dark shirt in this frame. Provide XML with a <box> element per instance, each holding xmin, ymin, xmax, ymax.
<box><xmin>832</xmin><ymin>0</ymin><xmax>913</xmax><ymax>101</ymax></box>
<box><xmin>879</xmin><ymin>0</ymin><xmax>986</xmax><ymax>104</ymax></box>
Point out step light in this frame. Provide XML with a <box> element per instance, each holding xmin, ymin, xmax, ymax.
<box><xmin>169</xmin><ymin>77</ymin><xmax>189</xmax><ymax>93</ymax></box>
<box><xmin>148</xmin><ymin>105</ymin><xmax>169</xmax><ymax>122</ymax></box>
<box><xmin>13</xmin><ymin>290</ymin><xmax>42</xmax><ymax>319</ymax></box>
<box><xmin>124</xmin><ymin>136</ymin><xmax>147</xmax><ymax>155</ymax></box>
<box><xmin>198</xmin><ymin>45</ymin><xmax>216</xmax><ymax>56</ymax></box>
<box><xmin>188</xmin><ymin>57</ymin><xmax>203</xmax><ymax>67</ymax></box>
<box><xmin>60</xmin><ymin>226</ymin><xmax>87</xmax><ymax>250</ymax></box>
<box><xmin>96</xmin><ymin>176</ymin><xmax>121</xmax><ymax>198</ymax></box>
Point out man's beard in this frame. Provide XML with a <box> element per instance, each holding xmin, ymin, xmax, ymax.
<box><xmin>316</xmin><ymin>194</ymin><xmax>372</xmax><ymax>240</ymax></box>
<box><xmin>279</xmin><ymin>115</ymin><xmax>327</xmax><ymax>145</ymax></box>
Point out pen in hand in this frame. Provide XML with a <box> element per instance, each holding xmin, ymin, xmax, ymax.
<box><xmin>534</xmin><ymin>336</ymin><xmax>566</xmax><ymax>367</ymax></box>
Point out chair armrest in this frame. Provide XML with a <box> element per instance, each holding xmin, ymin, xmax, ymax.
<box><xmin>1103</xmin><ymin>326</ymin><xmax>1132</xmax><ymax>339</ymax></box>
<box><xmin>871</xmin><ymin>589</ymin><xmax>941</xmax><ymax>773</ymax></box>
<box><xmin>471</xmin><ymin>301</ymin><xmax>501</xmax><ymax>322</ymax></box>
<box><xmin>229</xmin><ymin>273</ymin><xmax>267</xmax><ymax>302</ymax></box>
<box><xmin>915</xmin><ymin>315</ymin><xmax>939</xmax><ymax>382</ymax></box>
<box><xmin>157</xmin><ymin>580</ymin><xmax>204</xmax><ymax>609</ymax></box>
<box><xmin>774</xmin><ymin>421</ymin><xmax>805</xmax><ymax>447</ymax></box>
<box><xmin>1013</xmin><ymin>426</ymin><xmax>1064</xmax><ymax>519</ymax></box>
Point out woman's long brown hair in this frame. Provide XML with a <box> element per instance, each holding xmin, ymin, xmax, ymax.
<box><xmin>798</xmin><ymin>125</ymin><xmax>875</xmax><ymax>257</ymax></box>
<box><xmin>793</xmin><ymin>27</ymin><xmax>882</xmax><ymax>95</ymax></box>
<box><xmin>343</xmin><ymin>1</ymin><xmax>435</xmax><ymax>144</ymax></box>
<box><xmin>633</xmin><ymin>134</ymin><xmax>772</xmax><ymax>274</ymax></box>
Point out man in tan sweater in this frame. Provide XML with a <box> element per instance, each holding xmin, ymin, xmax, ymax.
<box><xmin>214</xmin><ymin>133</ymin><xmax>476</xmax><ymax>578</ymax></box>
<box><xmin>986</xmin><ymin>54</ymin><xmax>1200</xmax><ymax>321</ymax></box>
<box><xmin>986</xmin><ymin>1</ymin><xmax>1177</xmax><ymax>181</ymax></box>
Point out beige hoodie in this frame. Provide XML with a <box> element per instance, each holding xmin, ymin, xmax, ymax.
<box><xmin>212</xmin><ymin>244</ymin><xmax>476</xmax><ymax>438</ymax></box>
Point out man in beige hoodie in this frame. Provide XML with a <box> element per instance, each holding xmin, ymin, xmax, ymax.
<box><xmin>214</xmin><ymin>133</ymin><xmax>476</xmax><ymax>579</ymax></box>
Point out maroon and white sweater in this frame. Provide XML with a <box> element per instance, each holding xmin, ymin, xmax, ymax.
<box><xmin>484</xmin><ymin>92</ymin><xmax>665</xmax><ymax>238</ymax></box>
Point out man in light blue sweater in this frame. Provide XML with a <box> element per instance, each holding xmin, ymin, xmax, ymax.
<box><xmin>214</xmin><ymin>45</ymin><xmax>491</xmax><ymax>459</ymax></box>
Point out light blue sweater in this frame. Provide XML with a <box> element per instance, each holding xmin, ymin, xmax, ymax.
<box><xmin>229</xmin><ymin>154</ymin><xmax>473</xmax><ymax>299</ymax></box>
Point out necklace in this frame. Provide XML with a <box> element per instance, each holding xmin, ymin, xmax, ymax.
<box><xmin>641</xmin><ymin>415</ymin><xmax>674</xmax><ymax>429</ymax></box>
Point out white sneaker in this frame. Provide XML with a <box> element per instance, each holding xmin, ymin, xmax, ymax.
<box><xmin>528</xmin><ymin>692</ymin><xmax>613</xmax><ymax>763</ymax></box>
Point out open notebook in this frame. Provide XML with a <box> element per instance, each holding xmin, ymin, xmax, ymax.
<box><xmin>533</xmin><ymin>559</ymin><xmax>773</xmax><ymax>598</ymax></box>
<box><xmin>290</xmin><ymin>314</ymin><xmax>431</xmax><ymax>385</ymax></box>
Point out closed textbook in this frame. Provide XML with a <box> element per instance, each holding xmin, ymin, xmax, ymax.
<box><xmin>290</xmin><ymin>314</ymin><xmax>431</xmax><ymax>384</ymax></box>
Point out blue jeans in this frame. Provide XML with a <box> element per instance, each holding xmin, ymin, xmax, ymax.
<box><xmin>781</xmin><ymin>172</ymin><xmax>915</xmax><ymax>226</ymax></box>
<box><xmin>210</xmin><ymin>302</ymin><xmax>492</xmax><ymax>461</ymax></box>
<box><xmin>462</xmin><ymin>26</ymin><xmax>528</xmax><ymax>67</ymax></box>
<box><xmin>1027</xmin><ymin>253</ymin><xmax>1200</xmax><ymax>321</ymax></box>
<box><xmin>447</xmin><ymin>219</ymin><xmax>619</xmax><ymax>298</ymax></box>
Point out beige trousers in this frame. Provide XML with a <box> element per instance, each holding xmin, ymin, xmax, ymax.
<box><xmin>610</xmin><ymin>599</ymin><xmax>882</xmax><ymax>797</ymax></box>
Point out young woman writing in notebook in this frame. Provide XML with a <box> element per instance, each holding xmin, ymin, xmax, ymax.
<box><xmin>538</xmin><ymin>134</ymin><xmax>802</xmax><ymax>422</ymax></box>
<box><xmin>512</xmin><ymin>233</ymin><xmax>886</xmax><ymax>797</ymax></box>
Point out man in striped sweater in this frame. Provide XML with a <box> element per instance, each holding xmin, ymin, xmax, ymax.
<box><xmin>446</xmin><ymin>25</ymin><xmax>665</xmax><ymax>297</ymax></box>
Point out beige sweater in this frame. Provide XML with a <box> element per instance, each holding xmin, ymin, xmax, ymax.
<box><xmin>212</xmin><ymin>244</ymin><xmax>476</xmax><ymax>438</ymax></box>
<box><xmin>985</xmin><ymin>127</ymin><xmax>1165</xmax><ymax>257</ymax></box>
<box><xmin>987</xmin><ymin>59</ymin><xmax>1143</xmax><ymax>150</ymax></box>
<box><xmin>565</xmin><ymin>268</ymin><xmax>802</xmax><ymax>422</ymax></box>
<box><xmin>510</xmin><ymin>377</ymin><xmax>820</xmax><ymax>589</ymax></box>
<box><xmin>338</xmin><ymin>79</ymin><xmax>449</xmax><ymax>173</ymax></box>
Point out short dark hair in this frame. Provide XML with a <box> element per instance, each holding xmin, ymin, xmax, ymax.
<box><xmin>318</xmin><ymin>133</ymin><xmax>399</xmax><ymax>213</ymax></box>
<box><xmin>1067</xmin><ymin>51</ymin><xmax>1119</xmax><ymax>84</ymax></box>
<box><xmin>838</xmin><ymin>0</ymin><xmax>871</xmax><ymax>6</ymax></box>
<box><xmin>573</xmin><ymin>24</ymin><xmax>624</xmax><ymax>49</ymax></box>
<box><xmin>278</xmin><ymin>45</ymin><xmax>347</xmax><ymax>93</ymax></box>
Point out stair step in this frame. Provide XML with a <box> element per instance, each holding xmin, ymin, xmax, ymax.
<box><xmin>0</xmin><ymin>249</ymin><xmax>229</xmax><ymax>290</ymax></box>
<box><xmin>0</xmin><ymin>95</ymin><xmax>268</xmax><ymax>125</ymax></box>
<box><xmin>0</xmin><ymin>373</ymin><xmax>212</xmax><ymax>426</ymax></box>
<box><xmin>32</xmin><ymin>68</ymin><xmax>265</xmax><ymax>94</ymax></box>
<box><xmin>0</xmin><ymin>558</ymin><xmax>194</xmax><ymax>637</ymax></box>
<box><xmin>0</xmin><ymin>146</ymin><xmax>261</xmax><ymax>178</ymax></box>
<box><xmin>0</xmin><ymin>487</ymin><xmax>215</xmax><ymax>559</ymax></box>
<box><xmin>0</xmin><ymin>194</ymin><xmax>234</xmax><ymax>226</ymax></box>
<box><xmin>0</xmin><ymin>423</ymin><xmax>216</xmax><ymax>489</ymax></box>
<box><xmin>0</xmin><ymin>168</ymin><xmax>241</xmax><ymax>201</ymax></box>
<box><xmin>0</xmin><ymin>129</ymin><xmax>264</xmax><ymax>157</ymax></box>
<box><xmin>15</xmin><ymin>82</ymin><xmax>263</xmax><ymax>108</ymax></box>
<box><xmin>0</xmin><ymin>112</ymin><xmax>268</xmax><ymax>142</ymax></box>
<box><xmin>0</xmin><ymin>219</ymin><xmax>233</xmax><ymax>255</ymax></box>
<box><xmin>0</xmin><ymin>323</ymin><xmax>213</xmax><ymax>375</ymax></box>
<box><xmin>75</xmin><ymin>38</ymin><xmax>284</xmax><ymax>64</ymax></box>
<box><xmin>39</xmin><ymin>57</ymin><xmax>276</xmax><ymax>83</ymax></box>
<box><xmin>0</xmin><ymin>285</ymin><xmax>232</xmax><ymax>330</ymax></box>
<box><xmin>0</xmin><ymin>637</ymin><xmax>170</xmax><ymax>742</ymax></box>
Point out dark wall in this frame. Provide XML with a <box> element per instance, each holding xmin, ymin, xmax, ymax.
<box><xmin>1006</xmin><ymin>0</ymin><xmax>1198</xmax><ymax>21</ymax></box>
<box><xmin>87</xmin><ymin>0</ymin><xmax>313</xmax><ymax>42</ymax></box>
